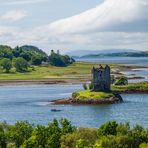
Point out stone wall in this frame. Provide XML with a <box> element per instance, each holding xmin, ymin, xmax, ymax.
<box><xmin>92</xmin><ymin>65</ymin><xmax>111</xmax><ymax>91</ymax></box>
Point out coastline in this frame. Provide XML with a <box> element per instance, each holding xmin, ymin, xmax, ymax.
<box><xmin>50</xmin><ymin>93</ymin><xmax>123</xmax><ymax>105</ymax></box>
<box><xmin>0</xmin><ymin>79</ymin><xmax>86</xmax><ymax>86</ymax></box>
<box><xmin>0</xmin><ymin>76</ymin><xmax>146</xmax><ymax>86</ymax></box>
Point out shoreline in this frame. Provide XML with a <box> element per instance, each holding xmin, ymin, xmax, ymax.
<box><xmin>0</xmin><ymin>79</ymin><xmax>86</xmax><ymax>86</ymax></box>
<box><xmin>114</xmin><ymin>90</ymin><xmax>148</xmax><ymax>94</ymax></box>
<box><xmin>0</xmin><ymin>77</ymin><xmax>147</xmax><ymax>86</ymax></box>
<box><xmin>50</xmin><ymin>93</ymin><xmax>123</xmax><ymax>105</ymax></box>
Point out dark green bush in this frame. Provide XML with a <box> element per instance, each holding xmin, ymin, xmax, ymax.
<box><xmin>115</xmin><ymin>76</ymin><xmax>128</xmax><ymax>86</ymax></box>
<box><xmin>83</xmin><ymin>83</ymin><xmax>88</xmax><ymax>90</ymax></box>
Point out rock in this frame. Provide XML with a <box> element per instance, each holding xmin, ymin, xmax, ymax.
<box><xmin>51</xmin><ymin>109</ymin><xmax>62</xmax><ymax>112</ymax></box>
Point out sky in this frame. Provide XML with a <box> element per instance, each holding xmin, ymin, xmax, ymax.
<box><xmin>0</xmin><ymin>0</ymin><xmax>148</xmax><ymax>53</ymax></box>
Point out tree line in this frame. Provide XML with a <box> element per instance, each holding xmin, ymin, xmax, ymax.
<box><xmin>0</xmin><ymin>119</ymin><xmax>148</xmax><ymax>148</ymax></box>
<box><xmin>0</xmin><ymin>45</ymin><xmax>75</xmax><ymax>73</ymax></box>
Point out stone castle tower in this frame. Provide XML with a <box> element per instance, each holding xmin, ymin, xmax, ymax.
<box><xmin>92</xmin><ymin>65</ymin><xmax>111</xmax><ymax>91</ymax></box>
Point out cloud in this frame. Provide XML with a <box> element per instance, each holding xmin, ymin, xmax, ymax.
<box><xmin>44</xmin><ymin>0</ymin><xmax>148</xmax><ymax>34</ymax></box>
<box><xmin>1</xmin><ymin>10</ymin><xmax>27</xmax><ymax>21</ymax></box>
<box><xmin>0</xmin><ymin>0</ymin><xmax>148</xmax><ymax>52</ymax></box>
<box><xmin>0</xmin><ymin>0</ymin><xmax>47</xmax><ymax>5</ymax></box>
<box><xmin>0</xmin><ymin>26</ymin><xmax>16</xmax><ymax>36</ymax></box>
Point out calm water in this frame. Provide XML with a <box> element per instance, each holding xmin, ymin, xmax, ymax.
<box><xmin>124</xmin><ymin>68</ymin><xmax>148</xmax><ymax>83</ymax></box>
<box><xmin>76</xmin><ymin>57</ymin><xmax>148</xmax><ymax>83</ymax></box>
<box><xmin>76</xmin><ymin>57</ymin><xmax>148</xmax><ymax>66</ymax></box>
<box><xmin>0</xmin><ymin>84</ymin><xmax>148</xmax><ymax>127</ymax></box>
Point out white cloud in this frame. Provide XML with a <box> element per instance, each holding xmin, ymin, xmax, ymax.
<box><xmin>1</xmin><ymin>10</ymin><xmax>27</xmax><ymax>21</ymax></box>
<box><xmin>43</xmin><ymin>0</ymin><xmax>148</xmax><ymax>34</ymax></box>
<box><xmin>0</xmin><ymin>26</ymin><xmax>16</xmax><ymax>36</ymax></box>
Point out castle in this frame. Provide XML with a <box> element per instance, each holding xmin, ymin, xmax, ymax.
<box><xmin>92</xmin><ymin>65</ymin><xmax>111</xmax><ymax>91</ymax></box>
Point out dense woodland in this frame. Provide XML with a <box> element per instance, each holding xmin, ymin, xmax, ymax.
<box><xmin>0</xmin><ymin>45</ymin><xmax>75</xmax><ymax>73</ymax></box>
<box><xmin>0</xmin><ymin>119</ymin><xmax>148</xmax><ymax>148</ymax></box>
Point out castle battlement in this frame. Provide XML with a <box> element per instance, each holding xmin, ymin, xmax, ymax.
<box><xmin>92</xmin><ymin>65</ymin><xmax>111</xmax><ymax>91</ymax></box>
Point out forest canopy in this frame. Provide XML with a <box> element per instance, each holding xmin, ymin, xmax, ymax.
<box><xmin>0</xmin><ymin>45</ymin><xmax>75</xmax><ymax>73</ymax></box>
<box><xmin>0</xmin><ymin>119</ymin><xmax>148</xmax><ymax>148</ymax></box>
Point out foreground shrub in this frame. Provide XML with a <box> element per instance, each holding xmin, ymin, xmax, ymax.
<box><xmin>60</xmin><ymin>128</ymin><xmax>97</xmax><ymax>148</ymax></box>
<box><xmin>0</xmin><ymin>119</ymin><xmax>148</xmax><ymax>148</ymax></box>
<box><xmin>94</xmin><ymin>135</ymin><xmax>135</xmax><ymax>148</ymax></box>
<box><xmin>21</xmin><ymin>119</ymin><xmax>75</xmax><ymax>148</ymax></box>
<box><xmin>8</xmin><ymin>121</ymin><xmax>34</xmax><ymax>148</ymax></box>
<box><xmin>0</xmin><ymin>122</ymin><xmax>10</xmax><ymax>148</ymax></box>
<box><xmin>97</xmin><ymin>121</ymin><xmax>118</xmax><ymax>137</ymax></box>
<box><xmin>139</xmin><ymin>143</ymin><xmax>148</xmax><ymax>148</ymax></box>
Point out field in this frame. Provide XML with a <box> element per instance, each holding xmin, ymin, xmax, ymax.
<box><xmin>0</xmin><ymin>62</ymin><xmax>143</xmax><ymax>81</ymax></box>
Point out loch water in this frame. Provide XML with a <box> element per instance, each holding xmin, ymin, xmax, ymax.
<box><xmin>0</xmin><ymin>84</ymin><xmax>148</xmax><ymax>127</ymax></box>
<box><xmin>76</xmin><ymin>57</ymin><xmax>148</xmax><ymax>66</ymax></box>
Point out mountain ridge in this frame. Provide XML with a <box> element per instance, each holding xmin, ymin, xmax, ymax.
<box><xmin>67</xmin><ymin>49</ymin><xmax>138</xmax><ymax>57</ymax></box>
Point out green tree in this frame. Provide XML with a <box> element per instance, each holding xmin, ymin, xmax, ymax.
<box><xmin>14</xmin><ymin>57</ymin><xmax>28</xmax><ymax>72</ymax></box>
<box><xmin>31</xmin><ymin>55</ymin><xmax>42</xmax><ymax>65</ymax></box>
<box><xmin>12</xmin><ymin>46</ymin><xmax>20</xmax><ymax>58</ymax></box>
<box><xmin>0</xmin><ymin>122</ymin><xmax>9</xmax><ymax>148</ymax></box>
<box><xmin>0</xmin><ymin>45</ymin><xmax>13</xmax><ymax>59</ymax></box>
<box><xmin>115</xmin><ymin>76</ymin><xmax>128</xmax><ymax>86</ymax></box>
<box><xmin>116</xmin><ymin>123</ymin><xmax>130</xmax><ymax>136</ymax></box>
<box><xmin>21</xmin><ymin>125</ymin><xmax>47</xmax><ymax>148</ymax></box>
<box><xmin>20</xmin><ymin>52</ymin><xmax>31</xmax><ymax>62</ymax></box>
<box><xmin>60</xmin><ymin>128</ymin><xmax>97</xmax><ymax>148</ymax></box>
<box><xmin>94</xmin><ymin>135</ymin><xmax>135</xmax><ymax>148</ymax></box>
<box><xmin>97</xmin><ymin>121</ymin><xmax>118</xmax><ymax>137</ymax></box>
<box><xmin>49</xmin><ymin>51</ymin><xmax>75</xmax><ymax>67</ymax></box>
<box><xmin>46</xmin><ymin>119</ymin><xmax>61</xmax><ymax>148</ymax></box>
<box><xmin>0</xmin><ymin>58</ymin><xmax>12</xmax><ymax>73</ymax></box>
<box><xmin>60</xmin><ymin>118</ymin><xmax>76</xmax><ymax>135</ymax></box>
<box><xmin>9</xmin><ymin>121</ymin><xmax>34</xmax><ymax>148</ymax></box>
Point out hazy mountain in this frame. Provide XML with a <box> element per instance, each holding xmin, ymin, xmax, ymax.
<box><xmin>67</xmin><ymin>49</ymin><xmax>138</xmax><ymax>57</ymax></box>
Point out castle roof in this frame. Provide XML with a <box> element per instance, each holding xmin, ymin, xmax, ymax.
<box><xmin>92</xmin><ymin>65</ymin><xmax>110</xmax><ymax>72</ymax></box>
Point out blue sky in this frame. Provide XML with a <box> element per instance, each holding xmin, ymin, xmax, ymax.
<box><xmin>0</xmin><ymin>0</ymin><xmax>148</xmax><ymax>53</ymax></box>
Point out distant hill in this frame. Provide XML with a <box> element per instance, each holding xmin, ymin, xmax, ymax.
<box><xmin>81</xmin><ymin>51</ymin><xmax>148</xmax><ymax>58</ymax></box>
<box><xmin>67</xmin><ymin>49</ymin><xmax>138</xmax><ymax>57</ymax></box>
<box><xmin>20</xmin><ymin>45</ymin><xmax>47</xmax><ymax>57</ymax></box>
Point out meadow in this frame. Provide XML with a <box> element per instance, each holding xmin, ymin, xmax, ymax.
<box><xmin>0</xmin><ymin>62</ymin><xmax>142</xmax><ymax>81</ymax></box>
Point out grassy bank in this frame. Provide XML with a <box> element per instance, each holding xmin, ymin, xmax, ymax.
<box><xmin>0</xmin><ymin>62</ymin><xmax>98</xmax><ymax>80</ymax></box>
<box><xmin>112</xmin><ymin>82</ymin><xmax>148</xmax><ymax>93</ymax></box>
<box><xmin>72</xmin><ymin>90</ymin><xmax>114</xmax><ymax>100</ymax></box>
